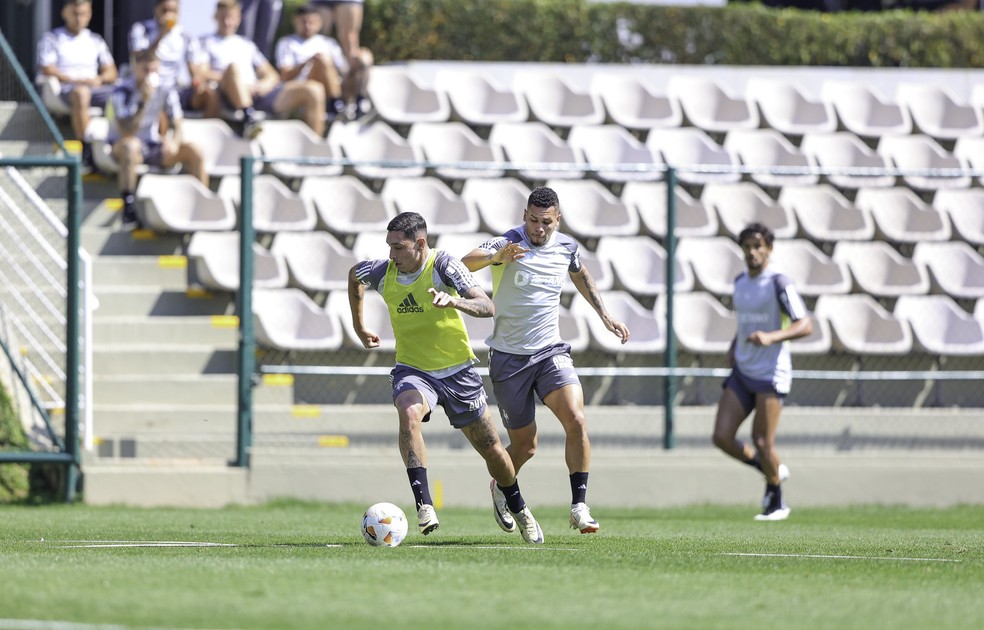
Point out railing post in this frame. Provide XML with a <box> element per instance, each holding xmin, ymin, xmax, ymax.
<box><xmin>235</xmin><ymin>157</ymin><xmax>256</xmax><ymax>468</ymax></box>
<box><xmin>64</xmin><ymin>159</ymin><xmax>82</xmax><ymax>500</ymax></box>
<box><xmin>663</xmin><ymin>168</ymin><xmax>677</xmax><ymax>450</ymax></box>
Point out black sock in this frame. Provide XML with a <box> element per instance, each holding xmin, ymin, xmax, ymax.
<box><xmin>122</xmin><ymin>191</ymin><xmax>136</xmax><ymax>210</ymax></box>
<box><xmin>571</xmin><ymin>471</ymin><xmax>589</xmax><ymax>505</ymax></box>
<box><xmin>406</xmin><ymin>467</ymin><xmax>432</xmax><ymax>510</ymax></box>
<box><xmin>498</xmin><ymin>480</ymin><xmax>526</xmax><ymax>513</ymax></box>
<box><xmin>743</xmin><ymin>455</ymin><xmax>763</xmax><ymax>472</ymax></box>
<box><xmin>765</xmin><ymin>483</ymin><xmax>782</xmax><ymax>508</ymax></box>
<box><xmin>242</xmin><ymin>106</ymin><xmax>257</xmax><ymax>123</ymax></box>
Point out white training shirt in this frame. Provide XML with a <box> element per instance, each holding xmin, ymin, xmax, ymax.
<box><xmin>37</xmin><ymin>27</ymin><xmax>114</xmax><ymax>81</ymax></box>
<box><xmin>478</xmin><ymin>228</ymin><xmax>582</xmax><ymax>355</ymax></box>
<box><xmin>199</xmin><ymin>33</ymin><xmax>268</xmax><ymax>87</ymax></box>
<box><xmin>129</xmin><ymin>20</ymin><xmax>204</xmax><ymax>89</ymax></box>
<box><xmin>274</xmin><ymin>33</ymin><xmax>348</xmax><ymax>77</ymax></box>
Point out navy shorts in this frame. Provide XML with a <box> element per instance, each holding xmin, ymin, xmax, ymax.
<box><xmin>141</xmin><ymin>141</ymin><xmax>165</xmax><ymax>168</ymax></box>
<box><xmin>220</xmin><ymin>83</ymin><xmax>284</xmax><ymax>114</ymax></box>
<box><xmin>59</xmin><ymin>83</ymin><xmax>114</xmax><ymax>107</ymax></box>
<box><xmin>488</xmin><ymin>342</ymin><xmax>580</xmax><ymax>430</ymax></box>
<box><xmin>723</xmin><ymin>366</ymin><xmax>786</xmax><ymax>417</ymax></box>
<box><xmin>390</xmin><ymin>364</ymin><xmax>488</xmax><ymax>429</ymax></box>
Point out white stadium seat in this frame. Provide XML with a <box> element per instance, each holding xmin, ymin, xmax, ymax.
<box><xmin>821</xmin><ymin>80</ymin><xmax>912</xmax><ymax>139</ymax></box>
<box><xmin>896</xmin><ymin>82</ymin><xmax>984</xmax><ymax>141</ymax></box>
<box><xmin>953</xmin><ymin>136</ymin><xmax>984</xmax><ymax>187</ymax></box>
<box><xmin>933</xmin><ymin>188</ymin><xmax>984</xmax><ymax>246</ymax></box>
<box><xmin>876</xmin><ymin>134</ymin><xmax>970</xmax><ymax>191</ymax></box>
<box><xmin>254</xmin><ymin>288</ymin><xmax>343</xmax><ymax>351</ymax></box>
<box><xmin>912</xmin><ymin>241</ymin><xmax>984</xmax><ymax>300</ymax></box>
<box><xmin>187</xmin><ymin>232</ymin><xmax>288</xmax><ymax>292</ymax></box>
<box><xmin>461</xmin><ymin>177</ymin><xmax>530</xmax><ymax>235</ymax></box>
<box><xmin>621</xmin><ymin>181</ymin><xmax>718</xmax><ymax>239</ymax></box>
<box><xmin>433</xmin><ymin>69</ymin><xmax>529</xmax><ymax>126</ymax></box>
<box><xmin>434</xmin><ymin>232</ymin><xmax>495</xmax><ymax>294</ymax></box>
<box><xmin>778</xmin><ymin>184</ymin><xmax>875</xmax><ymax>244</ymax></box>
<box><xmin>895</xmin><ymin>295</ymin><xmax>984</xmax><ymax>355</ymax></box>
<box><xmin>667</xmin><ymin>76</ymin><xmax>759</xmax><ymax>134</ymax></box>
<box><xmin>596</xmin><ymin>235</ymin><xmax>694</xmax><ymax>297</ymax></box>
<box><xmin>489</xmin><ymin>121</ymin><xmax>585</xmax><ymax>181</ymax></box>
<box><xmin>326</xmin><ymin>288</ymin><xmax>396</xmax><ymax>351</ymax></box>
<box><xmin>270</xmin><ymin>231</ymin><xmax>359</xmax><ymax>293</ymax></box>
<box><xmin>676</xmin><ymin>236</ymin><xmax>745</xmax><ymax>297</ymax></box>
<box><xmin>832</xmin><ymin>241</ymin><xmax>930</xmax><ymax>298</ymax></box>
<box><xmin>745</xmin><ymin>77</ymin><xmax>837</xmax><ymax>137</ymax></box>
<box><xmin>255</xmin><ymin>119</ymin><xmax>343</xmax><ymax>178</ymax></box>
<box><xmin>513</xmin><ymin>70</ymin><xmax>606</xmax><ymax>128</ymax></box>
<box><xmin>814</xmin><ymin>294</ymin><xmax>913</xmax><ymax>355</ymax></box>
<box><xmin>367</xmin><ymin>65</ymin><xmax>451</xmax><ymax>125</ymax></box>
<box><xmin>181</xmin><ymin>118</ymin><xmax>259</xmax><ymax>178</ymax></box>
<box><xmin>380</xmin><ymin>177</ymin><xmax>480</xmax><ymax>234</ymax></box>
<box><xmin>799</xmin><ymin>132</ymin><xmax>896</xmax><ymax>190</ymax></box>
<box><xmin>567</xmin><ymin>124</ymin><xmax>664</xmax><ymax>183</ymax></box>
<box><xmin>646</xmin><ymin>127</ymin><xmax>741</xmax><ymax>185</ymax></box>
<box><xmin>407</xmin><ymin>121</ymin><xmax>504</xmax><ymax>180</ymax></box>
<box><xmin>217</xmin><ymin>175</ymin><xmax>317</xmax><ymax>233</ymax></box>
<box><xmin>350</xmin><ymin>231</ymin><xmax>391</xmax><ymax>262</ymax></box>
<box><xmin>327</xmin><ymin>120</ymin><xmax>425</xmax><ymax>181</ymax></box>
<box><xmin>701</xmin><ymin>182</ymin><xmax>797</xmax><ymax>239</ymax></box>
<box><xmin>590</xmin><ymin>73</ymin><xmax>682</xmax><ymax>132</ymax></box>
<box><xmin>768</xmin><ymin>238</ymin><xmax>851</xmax><ymax>297</ymax></box>
<box><xmin>570</xmin><ymin>290</ymin><xmax>665</xmax><ymax>353</ymax></box>
<box><xmin>135</xmin><ymin>174</ymin><xmax>235</xmax><ymax>232</ymax></box>
<box><xmin>723</xmin><ymin>128</ymin><xmax>819</xmax><ymax>189</ymax></box>
<box><xmin>543</xmin><ymin>179</ymin><xmax>640</xmax><ymax>239</ymax></box>
<box><xmin>298</xmin><ymin>175</ymin><xmax>394</xmax><ymax>236</ymax></box>
<box><xmin>666</xmin><ymin>291</ymin><xmax>736</xmax><ymax>355</ymax></box>
<box><xmin>854</xmin><ymin>187</ymin><xmax>952</xmax><ymax>244</ymax></box>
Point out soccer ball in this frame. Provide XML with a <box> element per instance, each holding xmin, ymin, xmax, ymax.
<box><xmin>361</xmin><ymin>502</ymin><xmax>409</xmax><ymax>547</ymax></box>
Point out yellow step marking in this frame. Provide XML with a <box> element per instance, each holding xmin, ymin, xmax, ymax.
<box><xmin>291</xmin><ymin>405</ymin><xmax>321</xmax><ymax>418</ymax></box>
<box><xmin>210</xmin><ymin>315</ymin><xmax>239</xmax><ymax>328</ymax></box>
<box><xmin>317</xmin><ymin>435</ymin><xmax>350</xmax><ymax>448</ymax></box>
<box><xmin>105</xmin><ymin>198</ymin><xmax>124</xmax><ymax>211</ymax></box>
<box><xmin>262</xmin><ymin>373</ymin><xmax>293</xmax><ymax>387</ymax></box>
<box><xmin>132</xmin><ymin>229</ymin><xmax>156</xmax><ymax>240</ymax></box>
<box><xmin>158</xmin><ymin>255</ymin><xmax>187</xmax><ymax>269</ymax></box>
<box><xmin>186</xmin><ymin>288</ymin><xmax>214</xmax><ymax>299</ymax></box>
<box><xmin>434</xmin><ymin>479</ymin><xmax>444</xmax><ymax>509</ymax></box>
<box><xmin>63</xmin><ymin>140</ymin><xmax>82</xmax><ymax>154</ymax></box>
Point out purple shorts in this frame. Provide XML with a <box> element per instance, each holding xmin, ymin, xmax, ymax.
<box><xmin>488</xmin><ymin>342</ymin><xmax>580</xmax><ymax>430</ymax></box>
<box><xmin>59</xmin><ymin>83</ymin><xmax>115</xmax><ymax>107</ymax></box>
<box><xmin>723</xmin><ymin>366</ymin><xmax>786</xmax><ymax>417</ymax></box>
<box><xmin>390</xmin><ymin>364</ymin><xmax>488</xmax><ymax>428</ymax></box>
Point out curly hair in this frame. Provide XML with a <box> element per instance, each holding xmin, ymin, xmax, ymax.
<box><xmin>527</xmin><ymin>186</ymin><xmax>559</xmax><ymax>211</ymax></box>
<box><xmin>737</xmin><ymin>222</ymin><xmax>774</xmax><ymax>247</ymax></box>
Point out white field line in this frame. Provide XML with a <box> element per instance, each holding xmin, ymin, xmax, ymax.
<box><xmin>722</xmin><ymin>552</ymin><xmax>960</xmax><ymax>563</ymax></box>
<box><xmin>406</xmin><ymin>545</ymin><xmax>578</xmax><ymax>551</ymax></box>
<box><xmin>0</xmin><ymin>620</ymin><xmax>226</xmax><ymax>630</ymax></box>
<box><xmin>44</xmin><ymin>540</ymin><xmax>343</xmax><ymax>549</ymax></box>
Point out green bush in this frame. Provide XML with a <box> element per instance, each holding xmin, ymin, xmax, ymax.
<box><xmin>0</xmin><ymin>380</ymin><xmax>30</xmax><ymax>502</ymax></box>
<box><xmin>279</xmin><ymin>0</ymin><xmax>984</xmax><ymax>67</ymax></box>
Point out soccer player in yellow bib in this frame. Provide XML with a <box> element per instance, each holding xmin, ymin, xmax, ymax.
<box><xmin>347</xmin><ymin>212</ymin><xmax>544</xmax><ymax>544</ymax></box>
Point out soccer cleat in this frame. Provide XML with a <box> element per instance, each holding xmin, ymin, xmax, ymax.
<box><xmin>490</xmin><ymin>480</ymin><xmax>516</xmax><ymax>533</ymax></box>
<box><xmin>120</xmin><ymin>203</ymin><xmax>140</xmax><ymax>232</ymax></box>
<box><xmin>417</xmin><ymin>504</ymin><xmax>440</xmax><ymax>535</ymax></box>
<box><xmin>755</xmin><ymin>504</ymin><xmax>791</xmax><ymax>521</ymax></box>
<box><xmin>569</xmin><ymin>503</ymin><xmax>600</xmax><ymax>534</ymax></box>
<box><xmin>509</xmin><ymin>506</ymin><xmax>544</xmax><ymax>544</ymax></box>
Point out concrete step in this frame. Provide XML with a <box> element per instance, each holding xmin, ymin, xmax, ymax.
<box><xmin>82</xmin><ymin>228</ymin><xmax>185</xmax><ymax>257</ymax></box>
<box><xmin>93</xmin><ymin>316</ymin><xmax>239</xmax><ymax>345</ymax></box>
<box><xmin>92</xmin><ymin>374</ymin><xmax>292</xmax><ymax>406</ymax></box>
<box><xmin>93</xmin><ymin>346</ymin><xmax>237</xmax><ymax>375</ymax></box>
<box><xmin>94</xmin><ymin>288</ymin><xmax>232</xmax><ymax>317</ymax></box>
<box><xmin>93</xmin><ymin>256</ymin><xmax>189</xmax><ymax>289</ymax></box>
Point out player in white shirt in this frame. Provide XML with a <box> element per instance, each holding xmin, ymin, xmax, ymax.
<box><xmin>307</xmin><ymin>0</ymin><xmax>374</xmax><ymax>119</ymax></box>
<box><xmin>274</xmin><ymin>5</ymin><xmax>348</xmax><ymax>120</ymax></box>
<box><xmin>199</xmin><ymin>0</ymin><xmax>326</xmax><ymax>136</ymax></box>
<box><xmin>463</xmin><ymin>187</ymin><xmax>630</xmax><ymax>535</ymax></box>
<box><xmin>36</xmin><ymin>0</ymin><xmax>118</xmax><ymax>141</ymax></box>
<box><xmin>712</xmin><ymin>223</ymin><xmax>813</xmax><ymax>522</ymax></box>
<box><xmin>128</xmin><ymin>0</ymin><xmax>216</xmax><ymax>117</ymax></box>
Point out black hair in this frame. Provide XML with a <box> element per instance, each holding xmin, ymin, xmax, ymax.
<box><xmin>387</xmin><ymin>212</ymin><xmax>428</xmax><ymax>240</ymax></box>
<box><xmin>294</xmin><ymin>4</ymin><xmax>319</xmax><ymax>16</ymax></box>
<box><xmin>527</xmin><ymin>186</ymin><xmax>559</xmax><ymax>211</ymax></box>
<box><xmin>737</xmin><ymin>222</ymin><xmax>774</xmax><ymax>247</ymax></box>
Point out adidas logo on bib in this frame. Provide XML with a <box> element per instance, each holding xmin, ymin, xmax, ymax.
<box><xmin>396</xmin><ymin>293</ymin><xmax>424</xmax><ymax>314</ymax></box>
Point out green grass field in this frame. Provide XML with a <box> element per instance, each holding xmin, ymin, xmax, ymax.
<box><xmin>1</xmin><ymin>502</ymin><xmax>982</xmax><ymax>629</ymax></box>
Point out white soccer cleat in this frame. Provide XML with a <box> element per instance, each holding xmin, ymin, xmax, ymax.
<box><xmin>510</xmin><ymin>506</ymin><xmax>544</xmax><ymax>544</ymax></box>
<box><xmin>755</xmin><ymin>505</ymin><xmax>791</xmax><ymax>522</ymax></box>
<box><xmin>490</xmin><ymin>480</ymin><xmax>517</xmax><ymax>533</ymax></box>
<box><xmin>417</xmin><ymin>504</ymin><xmax>440</xmax><ymax>535</ymax></box>
<box><xmin>778</xmin><ymin>463</ymin><xmax>790</xmax><ymax>482</ymax></box>
<box><xmin>570</xmin><ymin>503</ymin><xmax>600</xmax><ymax>534</ymax></box>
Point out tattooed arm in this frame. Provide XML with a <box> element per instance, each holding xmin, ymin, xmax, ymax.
<box><xmin>569</xmin><ymin>266</ymin><xmax>630</xmax><ymax>344</ymax></box>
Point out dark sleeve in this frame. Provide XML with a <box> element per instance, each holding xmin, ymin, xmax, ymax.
<box><xmin>354</xmin><ymin>259</ymin><xmax>388</xmax><ymax>292</ymax></box>
<box><xmin>435</xmin><ymin>251</ymin><xmax>481</xmax><ymax>295</ymax></box>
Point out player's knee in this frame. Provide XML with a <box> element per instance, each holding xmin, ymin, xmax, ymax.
<box><xmin>751</xmin><ymin>433</ymin><xmax>773</xmax><ymax>453</ymax></box>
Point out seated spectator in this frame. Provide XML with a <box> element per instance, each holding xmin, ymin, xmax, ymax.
<box><xmin>200</xmin><ymin>0</ymin><xmax>325</xmax><ymax>137</ymax></box>
<box><xmin>110</xmin><ymin>48</ymin><xmax>206</xmax><ymax>230</ymax></box>
<box><xmin>309</xmin><ymin>0</ymin><xmax>373</xmax><ymax>119</ymax></box>
<box><xmin>129</xmin><ymin>0</ymin><xmax>218</xmax><ymax>118</ymax></box>
<box><xmin>274</xmin><ymin>4</ymin><xmax>348</xmax><ymax>120</ymax></box>
<box><xmin>237</xmin><ymin>0</ymin><xmax>284</xmax><ymax>59</ymax></box>
<box><xmin>36</xmin><ymin>0</ymin><xmax>118</xmax><ymax>152</ymax></box>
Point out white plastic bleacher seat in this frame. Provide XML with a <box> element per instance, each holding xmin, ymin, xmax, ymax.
<box><xmin>896</xmin><ymin>82</ymin><xmax>984</xmax><ymax>141</ymax></box>
<box><xmin>767</xmin><ymin>239</ymin><xmax>851</xmax><ymax>297</ymax></box>
<box><xmin>876</xmin><ymin>134</ymin><xmax>970</xmax><ymax>191</ymax></box>
<box><xmin>181</xmin><ymin>118</ymin><xmax>259</xmax><ymax>178</ymax></box>
<box><xmin>562</xmin><ymin>247</ymin><xmax>614</xmax><ymax>295</ymax></box>
<box><xmin>814</xmin><ymin>294</ymin><xmax>913</xmax><ymax>355</ymax></box>
<box><xmin>676</xmin><ymin>236</ymin><xmax>745</xmax><ymax>297</ymax></box>
<box><xmin>326</xmin><ymin>288</ymin><xmax>396</xmax><ymax>351</ymax></box>
<box><xmin>596</xmin><ymin>235</ymin><xmax>693</xmax><ymax>297</ymax></box>
<box><xmin>666</xmin><ymin>291</ymin><xmax>736</xmax><ymax>355</ymax></box>
<box><xmin>854</xmin><ymin>187</ymin><xmax>952</xmax><ymax>244</ymax></box>
<box><xmin>895</xmin><ymin>295</ymin><xmax>984</xmax><ymax>355</ymax></box>
<box><xmin>407</xmin><ymin>121</ymin><xmax>504</xmax><ymax>180</ymax></box>
<box><xmin>187</xmin><ymin>231</ymin><xmax>288</xmax><ymax>292</ymax></box>
<box><xmin>460</xmin><ymin>177</ymin><xmax>530</xmax><ymax>235</ymax></box>
<box><xmin>513</xmin><ymin>70</ymin><xmax>605</xmax><ymax>128</ymax></box>
<box><xmin>36</xmin><ymin>75</ymin><xmax>102</xmax><ymax>119</ymax></box>
<box><xmin>559</xmin><ymin>306</ymin><xmax>590</xmax><ymax>353</ymax></box>
<box><xmin>621</xmin><ymin>181</ymin><xmax>718</xmax><ymax>239</ymax></box>
<box><xmin>912</xmin><ymin>242</ymin><xmax>984</xmax><ymax>300</ymax></box>
<box><xmin>380</xmin><ymin>177</ymin><xmax>480</xmax><ymax>235</ymax></box>
<box><xmin>932</xmin><ymin>188</ymin><xmax>984</xmax><ymax>246</ymax></box>
<box><xmin>790</xmin><ymin>314</ymin><xmax>833</xmax><ymax>356</ymax></box>
<box><xmin>298</xmin><ymin>175</ymin><xmax>394</xmax><ymax>236</ymax></box>
<box><xmin>745</xmin><ymin>77</ymin><xmax>837</xmax><ymax>137</ymax></box>
<box><xmin>255</xmin><ymin>119</ymin><xmax>343</xmax><ymax>179</ymax></box>
<box><xmin>488</xmin><ymin>121</ymin><xmax>584</xmax><ymax>181</ymax></box>
<box><xmin>434</xmin><ymin>232</ymin><xmax>494</xmax><ymax>293</ymax></box>
<box><xmin>778</xmin><ymin>184</ymin><xmax>875</xmax><ymax>244</ymax></box>
<box><xmin>832</xmin><ymin>241</ymin><xmax>930</xmax><ymax>298</ymax></box>
<box><xmin>433</xmin><ymin>69</ymin><xmax>529</xmax><ymax>126</ymax></box>
<box><xmin>462</xmin><ymin>314</ymin><xmax>496</xmax><ymax>353</ymax></box>
<box><xmin>570</xmin><ymin>290</ymin><xmax>665</xmax><ymax>353</ymax></box>
<box><xmin>351</xmin><ymin>231</ymin><xmax>391</xmax><ymax>261</ymax></box>
<box><xmin>821</xmin><ymin>80</ymin><xmax>912</xmax><ymax>139</ymax></box>
<box><xmin>701</xmin><ymin>182</ymin><xmax>797</xmax><ymax>240</ymax></box>
<box><xmin>567</xmin><ymin>124</ymin><xmax>664</xmax><ymax>183</ymax></box>
<box><xmin>542</xmin><ymin>179</ymin><xmax>639</xmax><ymax>239</ymax></box>
<box><xmin>135</xmin><ymin>174</ymin><xmax>235</xmax><ymax>232</ymax></box>
<box><xmin>590</xmin><ymin>73</ymin><xmax>682</xmax><ymax>132</ymax></box>
<box><xmin>217</xmin><ymin>174</ymin><xmax>317</xmax><ymax>233</ymax></box>
<box><xmin>953</xmin><ymin>136</ymin><xmax>984</xmax><ymax>187</ymax></box>
<box><xmin>646</xmin><ymin>127</ymin><xmax>741</xmax><ymax>185</ymax></box>
<box><xmin>667</xmin><ymin>76</ymin><xmax>759</xmax><ymax>134</ymax></box>
<box><xmin>723</xmin><ymin>128</ymin><xmax>819</xmax><ymax>189</ymax></box>
<box><xmin>327</xmin><ymin>120</ymin><xmax>425</xmax><ymax>181</ymax></box>
<box><xmin>367</xmin><ymin>65</ymin><xmax>451</xmax><ymax>125</ymax></box>
<box><xmin>976</xmin><ymin>298</ymin><xmax>984</xmax><ymax>323</ymax></box>
<box><xmin>270</xmin><ymin>231</ymin><xmax>359</xmax><ymax>293</ymax></box>
<box><xmin>253</xmin><ymin>288</ymin><xmax>343</xmax><ymax>351</ymax></box>
<box><xmin>799</xmin><ymin>132</ymin><xmax>896</xmax><ymax>190</ymax></box>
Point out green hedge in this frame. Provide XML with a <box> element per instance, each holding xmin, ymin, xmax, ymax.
<box><xmin>278</xmin><ymin>0</ymin><xmax>984</xmax><ymax>67</ymax></box>
<box><xmin>0</xmin><ymin>380</ymin><xmax>30</xmax><ymax>502</ymax></box>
